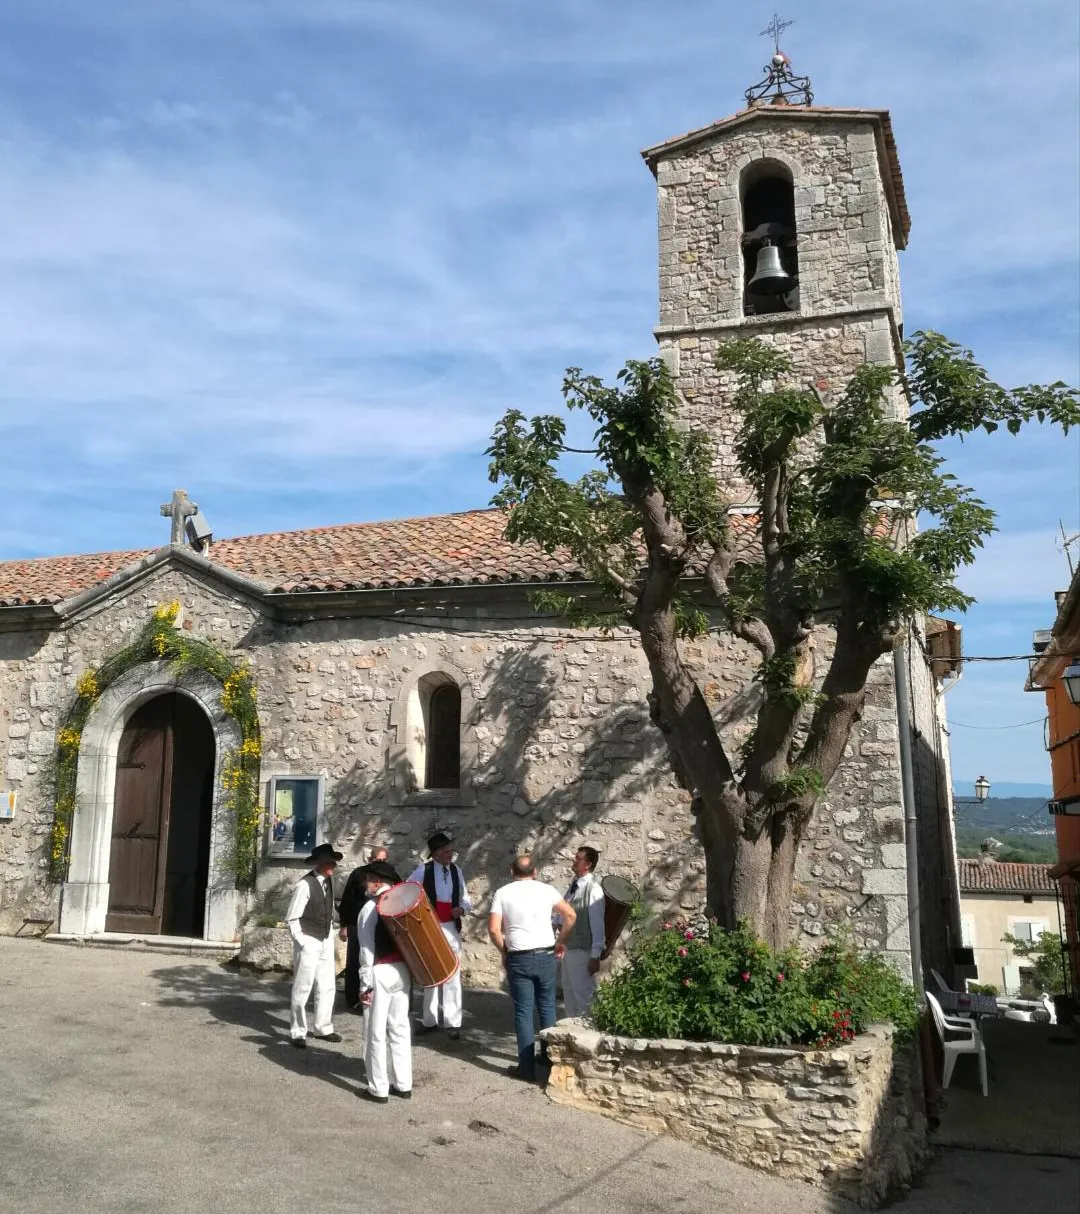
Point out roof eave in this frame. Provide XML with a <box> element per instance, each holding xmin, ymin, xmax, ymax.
<box><xmin>1027</xmin><ymin>566</ymin><xmax>1080</xmax><ymax>687</ymax></box>
<box><xmin>53</xmin><ymin>545</ymin><xmax>273</xmax><ymax>622</ymax></box>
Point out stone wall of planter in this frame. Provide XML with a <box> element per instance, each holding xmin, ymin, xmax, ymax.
<box><xmin>540</xmin><ymin>1020</ymin><xmax>925</xmax><ymax>1209</ymax></box>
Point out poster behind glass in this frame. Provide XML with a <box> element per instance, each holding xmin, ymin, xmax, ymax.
<box><xmin>269</xmin><ymin>777</ymin><xmax>319</xmax><ymax>856</ymax></box>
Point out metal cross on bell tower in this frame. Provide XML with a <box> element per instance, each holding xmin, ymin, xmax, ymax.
<box><xmin>744</xmin><ymin>13</ymin><xmax>814</xmax><ymax>108</ymax></box>
<box><xmin>760</xmin><ymin>12</ymin><xmax>795</xmax><ymax>53</ymax></box>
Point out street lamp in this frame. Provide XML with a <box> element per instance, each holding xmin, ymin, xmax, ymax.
<box><xmin>954</xmin><ymin>776</ymin><xmax>991</xmax><ymax>807</ymax></box>
<box><xmin>1062</xmin><ymin>661</ymin><xmax>1080</xmax><ymax>707</ymax></box>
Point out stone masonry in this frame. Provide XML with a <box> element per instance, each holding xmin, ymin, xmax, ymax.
<box><xmin>0</xmin><ymin>558</ymin><xmax>917</xmax><ymax>984</ymax></box>
<box><xmin>541</xmin><ymin>1020</ymin><xmax>926</xmax><ymax>1208</ymax></box>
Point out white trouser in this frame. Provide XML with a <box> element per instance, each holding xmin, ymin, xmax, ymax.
<box><xmin>365</xmin><ymin>960</ymin><xmax>412</xmax><ymax>1097</ymax></box>
<box><xmin>561</xmin><ymin>949</ymin><xmax>597</xmax><ymax>1019</ymax></box>
<box><xmin>421</xmin><ymin>923</ymin><xmax>463</xmax><ymax>1028</ymax></box>
<box><xmin>291</xmin><ymin>933</ymin><xmax>336</xmax><ymax>1040</ymax></box>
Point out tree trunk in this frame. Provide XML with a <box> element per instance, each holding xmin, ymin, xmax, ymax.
<box><xmin>702</xmin><ymin>805</ymin><xmax>801</xmax><ymax>948</ymax></box>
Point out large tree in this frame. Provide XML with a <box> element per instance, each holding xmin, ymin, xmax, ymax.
<box><xmin>487</xmin><ymin>333</ymin><xmax>1078</xmax><ymax>946</ymax></box>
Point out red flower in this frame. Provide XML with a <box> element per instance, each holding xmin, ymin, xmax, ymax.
<box><xmin>776</xmin><ymin>972</ymin><xmax>785</xmax><ymax>982</ymax></box>
<box><xmin>678</xmin><ymin>947</ymin><xmax>689</xmax><ymax>958</ymax></box>
<box><xmin>741</xmin><ymin>971</ymin><xmax>751</xmax><ymax>982</ymax></box>
<box><xmin>683</xmin><ymin>929</ymin><xmax>695</xmax><ymax>940</ymax></box>
<box><xmin>662</xmin><ymin>921</ymin><xmax>673</xmax><ymax>931</ymax></box>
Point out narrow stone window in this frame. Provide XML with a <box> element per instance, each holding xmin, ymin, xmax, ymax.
<box><xmin>424</xmin><ymin>681</ymin><xmax>461</xmax><ymax>789</ymax></box>
<box><xmin>740</xmin><ymin>160</ymin><xmax>799</xmax><ymax>316</ymax></box>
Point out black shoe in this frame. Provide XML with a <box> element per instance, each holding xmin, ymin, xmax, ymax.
<box><xmin>416</xmin><ymin>1023</ymin><xmax>439</xmax><ymax>1035</ymax></box>
<box><xmin>291</xmin><ymin>1037</ymin><xmax>307</xmax><ymax>1049</ymax></box>
<box><xmin>506</xmin><ymin>1064</ymin><xmax>535</xmax><ymax>1081</ymax></box>
<box><xmin>389</xmin><ymin>1086</ymin><xmax>412</xmax><ymax>1099</ymax></box>
<box><xmin>358</xmin><ymin>1089</ymin><xmax>389</xmax><ymax>1104</ymax></box>
<box><xmin>446</xmin><ymin>1028</ymin><xmax>460</xmax><ymax>1040</ymax></box>
<box><xmin>313</xmin><ymin>1032</ymin><xmax>343</xmax><ymax>1043</ymax></box>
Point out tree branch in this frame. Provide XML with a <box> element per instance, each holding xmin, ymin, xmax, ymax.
<box><xmin>703</xmin><ymin>538</ymin><xmax>775</xmax><ymax>659</ymax></box>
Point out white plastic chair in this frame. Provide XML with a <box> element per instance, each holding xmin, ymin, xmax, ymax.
<box><xmin>926</xmin><ymin>991</ymin><xmax>988</xmax><ymax>1096</ymax></box>
<box><xmin>929</xmin><ymin>968</ymin><xmax>976</xmax><ymax>1019</ymax></box>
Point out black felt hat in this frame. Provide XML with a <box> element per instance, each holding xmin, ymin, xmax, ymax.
<box><xmin>307</xmin><ymin>842</ymin><xmax>344</xmax><ymax>865</ymax></box>
<box><xmin>360</xmin><ymin>860</ymin><xmax>401</xmax><ymax>885</ymax></box>
<box><xmin>427</xmin><ymin>832</ymin><xmax>454</xmax><ymax>855</ymax></box>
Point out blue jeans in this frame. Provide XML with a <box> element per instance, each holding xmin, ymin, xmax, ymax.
<box><xmin>505</xmin><ymin>950</ymin><xmax>557</xmax><ymax>1077</ymax></box>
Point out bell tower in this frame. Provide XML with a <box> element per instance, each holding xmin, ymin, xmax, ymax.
<box><xmin>643</xmin><ymin>35</ymin><xmax>910</xmax><ymax>497</ymax></box>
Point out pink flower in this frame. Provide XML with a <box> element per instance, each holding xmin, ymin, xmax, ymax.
<box><xmin>662</xmin><ymin>921</ymin><xmax>673</xmax><ymax>931</ymax></box>
<box><xmin>678</xmin><ymin>947</ymin><xmax>688</xmax><ymax>958</ymax></box>
<box><xmin>682</xmin><ymin>977</ymin><xmax>692</xmax><ymax>987</ymax></box>
<box><xmin>683</xmin><ymin>929</ymin><xmax>695</xmax><ymax>940</ymax></box>
<box><xmin>777</xmin><ymin>973</ymin><xmax>785</xmax><ymax>983</ymax></box>
<box><xmin>741</xmin><ymin>971</ymin><xmax>751</xmax><ymax>982</ymax></box>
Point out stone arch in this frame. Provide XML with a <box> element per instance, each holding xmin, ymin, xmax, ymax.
<box><xmin>387</xmin><ymin>660</ymin><xmax>477</xmax><ymax>808</ymax></box>
<box><xmin>59</xmin><ymin>661</ymin><xmax>243</xmax><ymax>941</ymax></box>
<box><xmin>736</xmin><ymin>153</ymin><xmax>802</xmax><ymax>316</ymax></box>
<box><xmin>729</xmin><ymin>146</ymin><xmax>807</xmax><ymax>197</ymax></box>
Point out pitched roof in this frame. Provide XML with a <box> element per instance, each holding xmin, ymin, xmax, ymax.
<box><xmin>0</xmin><ymin>508</ymin><xmax>760</xmax><ymax>609</ymax></box>
<box><xmin>957</xmin><ymin>859</ymin><xmax>1057</xmax><ymax>895</ymax></box>
<box><xmin>641</xmin><ymin>106</ymin><xmax>910</xmax><ymax>249</ymax></box>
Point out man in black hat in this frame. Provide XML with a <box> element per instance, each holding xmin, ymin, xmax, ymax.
<box><xmin>357</xmin><ymin>859</ymin><xmax>412</xmax><ymax>1103</ymax></box>
<box><xmin>285</xmin><ymin>842</ymin><xmax>344</xmax><ymax>1048</ymax></box>
<box><xmin>407</xmin><ymin>832</ymin><xmax>471</xmax><ymax>1038</ymax></box>
<box><xmin>338</xmin><ymin>844</ymin><xmax>390</xmax><ymax>1011</ymax></box>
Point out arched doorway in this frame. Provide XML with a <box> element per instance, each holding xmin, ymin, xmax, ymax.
<box><xmin>105</xmin><ymin>693</ymin><xmax>215</xmax><ymax>937</ymax></box>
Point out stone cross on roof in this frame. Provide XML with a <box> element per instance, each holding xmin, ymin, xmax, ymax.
<box><xmin>160</xmin><ymin>489</ymin><xmax>197</xmax><ymax>545</ymax></box>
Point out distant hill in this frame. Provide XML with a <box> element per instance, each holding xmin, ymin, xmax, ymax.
<box><xmin>951</xmin><ymin>793</ymin><xmax>1056</xmax><ymax>863</ymax></box>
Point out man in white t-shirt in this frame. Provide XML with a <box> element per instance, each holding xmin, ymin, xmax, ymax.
<box><xmin>488</xmin><ymin>854</ymin><xmax>576</xmax><ymax>1081</ymax></box>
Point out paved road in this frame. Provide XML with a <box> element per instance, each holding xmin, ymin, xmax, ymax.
<box><xmin>0</xmin><ymin>939</ymin><xmax>1074</xmax><ymax>1213</ymax></box>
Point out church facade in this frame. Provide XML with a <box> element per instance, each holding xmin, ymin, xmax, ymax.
<box><xmin>0</xmin><ymin>91</ymin><xmax>963</xmax><ymax>986</ymax></box>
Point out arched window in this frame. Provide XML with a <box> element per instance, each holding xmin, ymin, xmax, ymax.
<box><xmin>740</xmin><ymin>160</ymin><xmax>799</xmax><ymax>316</ymax></box>
<box><xmin>424</xmin><ymin>682</ymin><xmax>461</xmax><ymax>790</ymax></box>
<box><xmin>403</xmin><ymin>672</ymin><xmax>462</xmax><ymax>792</ymax></box>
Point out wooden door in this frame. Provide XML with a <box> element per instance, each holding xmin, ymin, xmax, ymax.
<box><xmin>105</xmin><ymin>697</ymin><xmax>175</xmax><ymax>934</ymax></box>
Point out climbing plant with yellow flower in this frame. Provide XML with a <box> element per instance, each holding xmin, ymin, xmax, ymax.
<box><xmin>49</xmin><ymin>602</ymin><xmax>262</xmax><ymax>888</ymax></box>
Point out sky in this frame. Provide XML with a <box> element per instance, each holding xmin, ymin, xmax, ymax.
<box><xmin>0</xmin><ymin>1</ymin><xmax>1077</xmax><ymax>785</ymax></box>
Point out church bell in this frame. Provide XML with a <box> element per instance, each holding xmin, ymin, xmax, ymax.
<box><xmin>747</xmin><ymin>241</ymin><xmax>794</xmax><ymax>295</ymax></box>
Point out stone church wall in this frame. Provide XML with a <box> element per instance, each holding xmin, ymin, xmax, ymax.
<box><xmin>0</xmin><ymin>563</ymin><xmax>920</xmax><ymax>985</ymax></box>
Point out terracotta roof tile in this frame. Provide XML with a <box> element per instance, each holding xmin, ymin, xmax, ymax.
<box><xmin>0</xmin><ymin>547</ymin><xmax>153</xmax><ymax>608</ymax></box>
<box><xmin>0</xmin><ymin>508</ymin><xmax>762</xmax><ymax>609</ymax></box>
<box><xmin>957</xmin><ymin>859</ymin><xmax>1057</xmax><ymax>895</ymax></box>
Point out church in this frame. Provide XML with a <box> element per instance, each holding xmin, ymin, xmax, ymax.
<box><xmin>0</xmin><ymin>56</ymin><xmax>964</xmax><ymax>987</ymax></box>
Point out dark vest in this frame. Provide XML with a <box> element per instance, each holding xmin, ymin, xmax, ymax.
<box><xmin>373</xmin><ymin>913</ymin><xmax>400</xmax><ymax>963</ymax></box>
<box><xmin>298</xmin><ymin>872</ymin><xmax>334</xmax><ymax>939</ymax></box>
<box><xmin>423</xmin><ymin>860</ymin><xmax>462</xmax><ymax>934</ymax></box>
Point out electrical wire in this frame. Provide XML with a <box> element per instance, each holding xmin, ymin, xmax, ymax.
<box><xmin>948</xmin><ymin>716</ymin><xmax>1047</xmax><ymax>730</ymax></box>
<box><xmin>928</xmin><ymin>654</ymin><xmax>1041</xmax><ymax>664</ymax></box>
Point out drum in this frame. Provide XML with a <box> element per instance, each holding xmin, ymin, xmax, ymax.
<box><xmin>601</xmin><ymin>874</ymin><xmax>640</xmax><ymax>952</ymax></box>
<box><xmin>377</xmin><ymin>881</ymin><xmax>460</xmax><ymax>988</ymax></box>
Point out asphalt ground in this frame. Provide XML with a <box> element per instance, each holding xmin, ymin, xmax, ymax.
<box><xmin>0</xmin><ymin>939</ymin><xmax>1075</xmax><ymax>1214</ymax></box>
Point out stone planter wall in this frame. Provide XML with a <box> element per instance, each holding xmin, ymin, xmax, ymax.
<box><xmin>540</xmin><ymin>1021</ymin><xmax>924</xmax><ymax>1209</ymax></box>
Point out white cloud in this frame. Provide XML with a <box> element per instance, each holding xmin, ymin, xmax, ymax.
<box><xmin>955</xmin><ymin>530</ymin><xmax>1076</xmax><ymax>605</ymax></box>
<box><xmin>0</xmin><ymin>0</ymin><xmax>1076</xmax><ymax>567</ymax></box>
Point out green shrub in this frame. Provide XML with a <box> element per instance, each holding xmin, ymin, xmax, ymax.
<box><xmin>968</xmin><ymin>982</ymin><xmax>999</xmax><ymax>996</ymax></box>
<box><xmin>590</xmin><ymin>918</ymin><xmax>919</xmax><ymax>1048</ymax></box>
